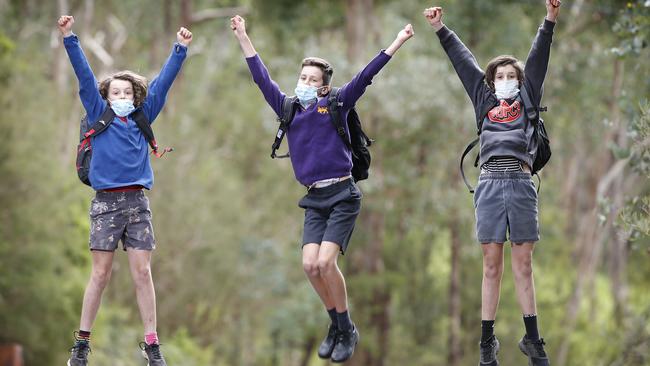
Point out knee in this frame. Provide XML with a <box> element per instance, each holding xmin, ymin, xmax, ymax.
<box><xmin>132</xmin><ymin>265</ymin><xmax>152</xmax><ymax>284</ymax></box>
<box><xmin>317</xmin><ymin>257</ymin><xmax>337</xmax><ymax>276</ymax></box>
<box><xmin>303</xmin><ymin>259</ymin><xmax>320</xmax><ymax>278</ymax></box>
<box><xmin>483</xmin><ymin>261</ymin><xmax>503</xmax><ymax>280</ymax></box>
<box><xmin>513</xmin><ymin>257</ymin><xmax>533</xmax><ymax>278</ymax></box>
<box><xmin>91</xmin><ymin>267</ymin><xmax>112</xmax><ymax>288</ymax></box>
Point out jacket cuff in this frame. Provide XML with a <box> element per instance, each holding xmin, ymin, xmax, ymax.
<box><xmin>436</xmin><ymin>26</ymin><xmax>452</xmax><ymax>40</ymax></box>
<box><xmin>541</xmin><ymin>18</ymin><xmax>556</xmax><ymax>33</ymax></box>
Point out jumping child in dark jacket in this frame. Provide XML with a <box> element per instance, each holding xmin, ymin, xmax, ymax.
<box><xmin>424</xmin><ymin>1</ymin><xmax>561</xmax><ymax>365</ymax></box>
<box><xmin>58</xmin><ymin>14</ymin><xmax>192</xmax><ymax>366</ymax></box>
<box><xmin>231</xmin><ymin>14</ymin><xmax>413</xmax><ymax>363</ymax></box>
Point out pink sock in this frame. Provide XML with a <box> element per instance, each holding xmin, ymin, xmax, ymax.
<box><xmin>145</xmin><ymin>332</ymin><xmax>159</xmax><ymax>345</ymax></box>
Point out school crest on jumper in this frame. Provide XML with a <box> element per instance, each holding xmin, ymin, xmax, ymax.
<box><xmin>488</xmin><ymin>100</ymin><xmax>522</xmax><ymax>123</ymax></box>
<box><xmin>317</xmin><ymin>106</ymin><xmax>329</xmax><ymax>114</ymax></box>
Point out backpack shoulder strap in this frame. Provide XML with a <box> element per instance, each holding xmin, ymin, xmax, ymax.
<box><xmin>460</xmin><ymin>137</ymin><xmax>480</xmax><ymax>193</ymax></box>
<box><xmin>327</xmin><ymin>87</ymin><xmax>352</xmax><ymax>149</ymax></box>
<box><xmin>131</xmin><ymin>109</ymin><xmax>160</xmax><ymax>152</ymax></box>
<box><xmin>271</xmin><ymin>96</ymin><xmax>299</xmax><ymax>158</ymax></box>
<box><xmin>82</xmin><ymin>106</ymin><xmax>115</xmax><ymax>140</ymax></box>
<box><xmin>520</xmin><ymin>84</ymin><xmax>539</xmax><ymax>123</ymax></box>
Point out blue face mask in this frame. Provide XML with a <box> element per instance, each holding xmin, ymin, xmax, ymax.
<box><xmin>294</xmin><ymin>83</ymin><xmax>318</xmax><ymax>107</ymax></box>
<box><xmin>110</xmin><ymin>99</ymin><xmax>135</xmax><ymax>117</ymax></box>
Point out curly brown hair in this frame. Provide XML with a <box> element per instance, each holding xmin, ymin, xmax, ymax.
<box><xmin>98</xmin><ymin>70</ymin><xmax>148</xmax><ymax>107</ymax></box>
<box><xmin>485</xmin><ymin>55</ymin><xmax>524</xmax><ymax>91</ymax></box>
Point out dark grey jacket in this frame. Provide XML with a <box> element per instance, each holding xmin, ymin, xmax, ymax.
<box><xmin>436</xmin><ymin>19</ymin><xmax>556</xmax><ymax>167</ymax></box>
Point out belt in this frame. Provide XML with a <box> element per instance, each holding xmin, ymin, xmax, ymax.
<box><xmin>99</xmin><ymin>185</ymin><xmax>144</xmax><ymax>193</ymax></box>
<box><xmin>307</xmin><ymin>175</ymin><xmax>352</xmax><ymax>190</ymax></box>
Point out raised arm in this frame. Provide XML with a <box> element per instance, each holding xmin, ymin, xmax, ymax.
<box><xmin>524</xmin><ymin>0</ymin><xmax>561</xmax><ymax>103</ymax></box>
<box><xmin>424</xmin><ymin>7</ymin><xmax>488</xmax><ymax>109</ymax></box>
<box><xmin>58</xmin><ymin>15</ymin><xmax>105</xmax><ymax>121</ymax></box>
<box><xmin>231</xmin><ymin>15</ymin><xmax>285</xmax><ymax>116</ymax></box>
<box><xmin>141</xmin><ymin>27</ymin><xmax>191</xmax><ymax>123</ymax></box>
<box><xmin>338</xmin><ymin>24</ymin><xmax>413</xmax><ymax>107</ymax></box>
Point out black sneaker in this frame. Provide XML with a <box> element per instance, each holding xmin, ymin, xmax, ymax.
<box><xmin>330</xmin><ymin>325</ymin><xmax>359</xmax><ymax>363</ymax></box>
<box><xmin>67</xmin><ymin>333</ymin><xmax>91</xmax><ymax>366</ymax></box>
<box><xmin>140</xmin><ymin>342</ymin><xmax>167</xmax><ymax>366</ymax></box>
<box><xmin>317</xmin><ymin>324</ymin><xmax>339</xmax><ymax>359</ymax></box>
<box><xmin>518</xmin><ymin>336</ymin><xmax>550</xmax><ymax>366</ymax></box>
<box><xmin>478</xmin><ymin>335</ymin><xmax>500</xmax><ymax>366</ymax></box>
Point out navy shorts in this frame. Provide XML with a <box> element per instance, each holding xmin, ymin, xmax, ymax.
<box><xmin>89</xmin><ymin>190</ymin><xmax>156</xmax><ymax>251</ymax></box>
<box><xmin>298</xmin><ymin>179</ymin><xmax>362</xmax><ymax>254</ymax></box>
<box><xmin>473</xmin><ymin>172</ymin><xmax>539</xmax><ymax>244</ymax></box>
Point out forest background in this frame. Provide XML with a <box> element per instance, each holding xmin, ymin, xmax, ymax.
<box><xmin>0</xmin><ymin>0</ymin><xmax>649</xmax><ymax>365</ymax></box>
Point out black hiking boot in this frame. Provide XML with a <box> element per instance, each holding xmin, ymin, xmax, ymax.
<box><xmin>331</xmin><ymin>324</ymin><xmax>359</xmax><ymax>363</ymax></box>
<box><xmin>140</xmin><ymin>342</ymin><xmax>167</xmax><ymax>366</ymax></box>
<box><xmin>519</xmin><ymin>335</ymin><xmax>550</xmax><ymax>366</ymax></box>
<box><xmin>317</xmin><ymin>323</ymin><xmax>338</xmax><ymax>359</ymax></box>
<box><xmin>67</xmin><ymin>333</ymin><xmax>91</xmax><ymax>366</ymax></box>
<box><xmin>478</xmin><ymin>335</ymin><xmax>500</xmax><ymax>366</ymax></box>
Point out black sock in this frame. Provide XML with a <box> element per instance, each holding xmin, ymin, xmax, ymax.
<box><xmin>78</xmin><ymin>330</ymin><xmax>91</xmax><ymax>342</ymax></box>
<box><xmin>327</xmin><ymin>308</ymin><xmax>338</xmax><ymax>327</ymax></box>
<box><xmin>337</xmin><ymin>310</ymin><xmax>353</xmax><ymax>331</ymax></box>
<box><xmin>481</xmin><ymin>320</ymin><xmax>495</xmax><ymax>345</ymax></box>
<box><xmin>523</xmin><ymin>314</ymin><xmax>540</xmax><ymax>341</ymax></box>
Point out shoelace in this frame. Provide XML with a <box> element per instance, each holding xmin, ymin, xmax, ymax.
<box><xmin>532</xmin><ymin>338</ymin><xmax>547</xmax><ymax>356</ymax></box>
<box><xmin>480</xmin><ymin>345</ymin><xmax>495</xmax><ymax>359</ymax></box>
<box><xmin>140</xmin><ymin>342</ymin><xmax>163</xmax><ymax>359</ymax></box>
<box><xmin>70</xmin><ymin>341</ymin><xmax>91</xmax><ymax>357</ymax></box>
<box><xmin>327</xmin><ymin>325</ymin><xmax>338</xmax><ymax>337</ymax></box>
<box><xmin>336</xmin><ymin>329</ymin><xmax>353</xmax><ymax>344</ymax></box>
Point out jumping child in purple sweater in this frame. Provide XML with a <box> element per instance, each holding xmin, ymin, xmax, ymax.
<box><xmin>231</xmin><ymin>15</ymin><xmax>413</xmax><ymax>363</ymax></box>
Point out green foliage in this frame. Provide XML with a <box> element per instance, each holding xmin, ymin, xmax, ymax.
<box><xmin>0</xmin><ymin>1</ymin><xmax>648</xmax><ymax>365</ymax></box>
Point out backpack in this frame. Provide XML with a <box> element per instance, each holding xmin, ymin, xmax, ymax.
<box><xmin>76</xmin><ymin>106</ymin><xmax>167</xmax><ymax>186</ymax></box>
<box><xmin>460</xmin><ymin>84</ymin><xmax>551</xmax><ymax>193</ymax></box>
<box><xmin>270</xmin><ymin>87</ymin><xmax>373</xmax><ymax>182</ymax></box>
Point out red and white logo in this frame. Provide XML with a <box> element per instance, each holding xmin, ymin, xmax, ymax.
<box><xmin>488</xmin><ymin>100</ymin><xmax>522</xmax><ymax>123</ymax></box>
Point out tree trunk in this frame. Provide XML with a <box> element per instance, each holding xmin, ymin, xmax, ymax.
<box><xmin>447</xmin><ymin>208</ymin><xmax>462</xmax><ymax>366</ymax></box>
<box><xmin>556</xmin><ymin>57</ymin><xmax>625</xmax><ymax>366</ymax></box>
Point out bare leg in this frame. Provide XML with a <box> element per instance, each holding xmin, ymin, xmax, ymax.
<box><xmin>511</xmin><ymin>242</ymin><xmax>537</xmax><ymax>315</ymax></box>
<box><xmin>79</xmin><ymin>250</ymin><xmax>115</xmax><ymax>331</ymax></box>
<box><xmin>302</xmin><ymin>243</ymin><xmax>335</xmax><ymax>309</ymax></box>
<box><xmin>127</xmin><ymin>248</ymin><xmax>156</xmax><ymax>334</ymax></box>
<box><xmin>481</xmin><ymin>243</ymin><xmax>505</xmax><ymax>320</ymax></box>
<box><xmin>317</xmin><ymin>242</ymin><xmax>348</xmax><ymax>312</ymax></box>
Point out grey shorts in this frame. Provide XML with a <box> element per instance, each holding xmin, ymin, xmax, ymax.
<box><xmin>473</xmin><ymin>172</ymin><xmax>539</xmax><ymax>244</ymax></box>
<box><xmin>298</xmin><ymin>179</ymin><xmax>362</xmax><ymax>254</ymax></box>
<box><xmin>89</xmin><ymin>190</ymin><xmax>156</xmax><ymax>251</ymax></box>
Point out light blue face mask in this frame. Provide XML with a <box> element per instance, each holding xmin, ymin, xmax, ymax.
<box><xmin>110</xmin><ymin>99</ymin><xmax>135</xmax><ymax>117</ymax></box>
<box><xmin>294</xmin><ymin>83</ymin><xmax>318</xmax><ymax>107</ymax></box>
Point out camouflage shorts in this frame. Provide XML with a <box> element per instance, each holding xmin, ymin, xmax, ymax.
<box><xmin>89</xmin><ymin>190</ymin><xmax>156</xmax><ymax>251</ymax></box>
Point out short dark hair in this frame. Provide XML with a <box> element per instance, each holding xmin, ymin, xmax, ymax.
<box><xmin>98</xmin><ymin>70</ymin><xmax>148</xmax><ymax>107</ymax></box>
<box><xmin>301</xmin><ymin>57</ymin><xmax>333</xmax><ymax>86</ymax></box>
<box><xmin>485</xmin><ymin>55</ymin><xmax>524</xmax><ymax>91</ymax></box>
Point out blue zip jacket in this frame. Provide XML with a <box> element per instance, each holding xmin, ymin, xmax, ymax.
<box><xmin>64</xmin><ymin>34</ymin><xmax>187</xmax><ymax>190</ymax></box>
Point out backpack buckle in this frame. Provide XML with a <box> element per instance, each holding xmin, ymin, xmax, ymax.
<box><xmin>337</xmin><ymin>126</ymin><xmax>345</xmax><ymax>136</ymax></box>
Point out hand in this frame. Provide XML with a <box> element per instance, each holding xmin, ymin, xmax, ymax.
<box><xmin>177</xmin><ymin>27</ymin><xmax>193</xmax><ymax>46</ymax></box>
<box><xmin>57</xmin><ymin>15</ymin><xmax>74</xmax><ymax>37</ymax></box>
<box><xmin>396</xmin><ymin>24</ymin><xmax>415</xmax><ymax>43</ymax></box>
<box><xmin>230</xmin><ymin>15</ymin><xmax>247</xmax><ymax>39</ymax></box>
<box><xmin>423</xmin><ymin>7</ymin><xmax>444</xmax><ymax>31</ymax></box>
<box><xmin>545</xmin><ymin>0</ymin><xmax>561</xmax><ymax>22</ymax></box>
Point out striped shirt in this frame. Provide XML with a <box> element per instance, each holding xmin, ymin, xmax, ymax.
<box><xmin>481</xmin><ymin>156</ymin><xmax>523</xmax><ymax>173</ymax></box>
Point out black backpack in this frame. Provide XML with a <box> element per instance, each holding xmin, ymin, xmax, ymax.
<box><xmin>76</xmin><ymin>106</ymin><xmax>166</xmax><ymax>186</ymax></box>
<box><xmin>460</xmin><ymin>85</ymin><xmax>551</xmax><ymax>193</ymax></box>
<box><xmin>270</xmin><ymin>87</ymin><xmax>373</xmax><ymax>182</ymax></box>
